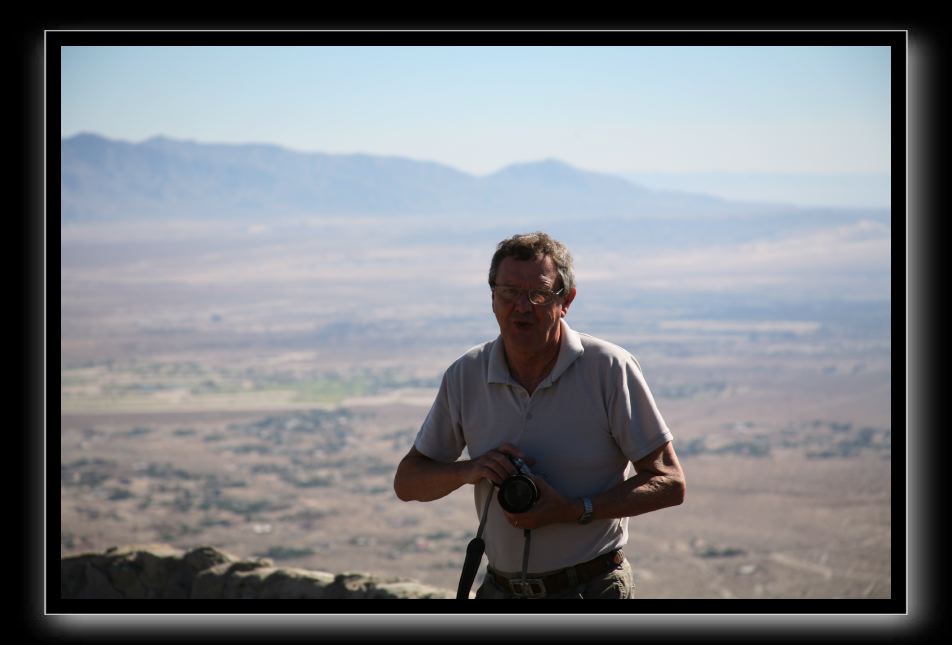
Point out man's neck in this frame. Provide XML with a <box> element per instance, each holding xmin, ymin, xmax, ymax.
<box><xmin>503</xmin><ymin>327</ymin><xmax>562</xmax><ymax>394</ymax></box>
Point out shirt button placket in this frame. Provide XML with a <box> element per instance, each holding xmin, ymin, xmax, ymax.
<box><xmin>521</xmin><ymin>390</ymin><xmax>531</xmax><ymax>427</ymax></box>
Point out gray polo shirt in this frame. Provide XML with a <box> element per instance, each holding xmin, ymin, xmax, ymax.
<box><xmin>414</xmin><ymin>319</ymin><xmax>673</xmax><ymax>573</ymax></box>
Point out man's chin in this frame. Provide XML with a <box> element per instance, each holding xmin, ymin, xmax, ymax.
<box><xmin>503</xmin><ymin>329</ymin><xmax>549</xmax><ymax>352</ymax></box>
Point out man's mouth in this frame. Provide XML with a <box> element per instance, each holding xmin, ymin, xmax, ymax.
<box><xmin>513</xmin><ymin>320</ymin><xmax>534</xmax><ymax>330</ymax></box>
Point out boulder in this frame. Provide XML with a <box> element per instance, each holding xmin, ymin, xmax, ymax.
<box><xmin>62</xmin><ymin>544</ymin><xmax>456</xmax><ymax>599</ymax></box>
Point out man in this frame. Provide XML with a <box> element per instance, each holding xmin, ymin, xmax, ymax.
<box><xmin>393</xmin><ymin>232</ymin><xmax>685</xmax><ymax>599</ymax></box>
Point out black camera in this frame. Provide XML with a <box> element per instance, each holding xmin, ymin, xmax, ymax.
<box><xmin>497</xmin><ymin>455</ymin><xmax>539</xmax><ymax>513</ymax></box>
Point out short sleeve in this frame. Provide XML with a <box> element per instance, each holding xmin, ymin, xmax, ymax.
<box><xmin>608</xmin><ymin>354</ymin><xmax>674</xmax><ymax>463</ymax></box>
<box><xmin>413</xmin><ymin>369</ymin><xmax>467</xmax><ymax>463</ymax></box>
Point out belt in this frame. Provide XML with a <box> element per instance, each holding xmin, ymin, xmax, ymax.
<box><xmin>489</xmin><ymin>549</ymin><xmax>625</xmax><ymax>598</ymax></box>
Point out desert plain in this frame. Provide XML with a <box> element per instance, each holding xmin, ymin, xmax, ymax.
<box><xmin>59</xmin><ymin>216</ymin><xmax>894</xmax><ymax>599</ymax></box>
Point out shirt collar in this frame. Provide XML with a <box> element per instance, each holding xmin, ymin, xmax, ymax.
<box><xmin>487</xmin><ymin>319</ymin><xmax>584</xmax><ymax>387</ymax></box>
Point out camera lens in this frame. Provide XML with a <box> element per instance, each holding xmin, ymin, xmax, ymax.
<box><xmin>497</xmin><ymin>474</ymin><xmax>538</xmax><ymax>513</ymax></box>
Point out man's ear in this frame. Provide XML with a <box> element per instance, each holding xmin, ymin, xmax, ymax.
<box><xmin>560</xmin><ymin>288</ymin><xmax>577</xmax><ymax>317</ymax></box>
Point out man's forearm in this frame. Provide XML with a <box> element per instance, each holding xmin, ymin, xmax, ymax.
<box><xmin>503</xmin><ymin>468</ymin><xmax>685</xmax><ymax>530</ymax></box>
<box><xmin>589</xmin><ymin>470</ymin><xmax>685</xmax><ymax>521</ymax></box>
<box><xmin>393</xmin><ymin>452</ymin><xmax>472</xmax><ymax>502</ymax></box>
<box><xmin>498</xmin><ymin>441</ymin><xmax>686</xmax><ymax>530</ymax></box>
<box><xmin>395</xmin><ymin>443</ymin><xmax>529</xmax><ymax>503</ymax></box>
<box><xmin>588</xmin><ymin>440</ymin><xmax>686</xmax><ymax>521</ymax></box>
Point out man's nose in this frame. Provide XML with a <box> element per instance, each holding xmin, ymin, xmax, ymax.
<box><xmin>513</xmin><ymin>290</ymin><xmax>533</xmax><ymax>311</ymax></box>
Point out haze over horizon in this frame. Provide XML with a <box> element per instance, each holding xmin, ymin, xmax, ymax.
<box><xmin>60</xmin><ymin>45</ymin><xmax>893</xmax><ymax>209</ymax></box>
<box><xmin>62</xmin><ymin>130</ymin><xmax>892</xmax><ymax>211</ymax></box>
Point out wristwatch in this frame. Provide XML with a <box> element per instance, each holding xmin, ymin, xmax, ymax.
<box><xmin>577</xmin><ymin>497</ymin><xmax>593</xmax><ymax>524</ymax></box>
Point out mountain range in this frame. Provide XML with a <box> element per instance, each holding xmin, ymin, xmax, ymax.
<box><xmin>61</xmin><ymin>133</ymin><xmax>827</xmax><ymax>223</ymax></box>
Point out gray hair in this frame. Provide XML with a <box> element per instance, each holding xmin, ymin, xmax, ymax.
<box><xmin>488</xmin><ymin>231</ymin><xmax>575</xmax><ymax>295</ymax></box>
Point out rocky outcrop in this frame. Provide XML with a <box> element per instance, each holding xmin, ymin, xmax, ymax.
<box><xmin>61</xmin><ymin>544</ymin><xmax>458</xmax><ymax>599</ymax></box>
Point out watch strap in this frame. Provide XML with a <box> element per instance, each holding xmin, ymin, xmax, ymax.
<box><xmin>577</xmin><ymin>497</ymin><xmax>593</xmax><ymax>524</ymax></box>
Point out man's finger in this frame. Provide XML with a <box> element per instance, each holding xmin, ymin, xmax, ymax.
<box><xmin>496</xmin><ymin>443</ymin><xmax>526</xmax><ymax>460</ymax></box>
<box><xmin>480</xmin><ymin>450</ymin><xmax>517</xmax><ymax>483</ymax></box>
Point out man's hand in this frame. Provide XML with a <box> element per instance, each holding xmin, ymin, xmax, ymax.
<box><xmin>464</xmin><ymin>442</ymin><xmax>531</xmax><ymax>487</ymax></box>
<box><xmin>501</xmin><ymin>474</ymin><xmax>578</xmax><ymax>530</ymax></box>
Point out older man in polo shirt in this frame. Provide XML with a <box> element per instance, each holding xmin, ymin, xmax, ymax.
<box><xmin>393</xmin><ymin>232</ymin><xmax>685</xmax><ymax>599</ymax></box>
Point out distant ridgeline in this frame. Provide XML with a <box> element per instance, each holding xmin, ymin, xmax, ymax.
<box><xmin>61</xmin><ymin>133</ymin><xmax>885</xmax><ymax>224</ymax></box>
<box><xmin>61</xmin><ymin>544</ymin><xmax>458</xmax><ymax>599</ymax></box>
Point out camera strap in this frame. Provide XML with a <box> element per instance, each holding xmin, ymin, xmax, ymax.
<box><xmin>476</xmin><ymin>486</ymin><xmax>493</xmax><ymax>540</ymax></box>
<box><xmin>456</xmin><ymin>489</ymin><xmax>495</xmax><ymax>599</ymax></box>
<box><xmin>520</xmin><ymin>528</ymin><xmax>532</xmax><ymax>590</ymax></box>
<box><xmin>457</xmin><ymin>487</ymin><xmax>537</xmax><ymax>598</ymax></box>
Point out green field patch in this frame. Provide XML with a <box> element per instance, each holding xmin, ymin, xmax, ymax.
<box><xmin>61</xmin><ymin>362</ymin><xmax>438</xmax><ymax>412</ymax></box>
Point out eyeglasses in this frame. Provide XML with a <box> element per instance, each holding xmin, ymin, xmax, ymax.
<box><xmin>491</xmin><ymin>283</ymin><xmax>565</xmax><ymax>306</ymax></box>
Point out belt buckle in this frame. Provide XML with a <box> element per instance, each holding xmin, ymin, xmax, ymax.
<box><xmin>509</xmin><ymin>577</ymin><xmax>546</xmax><ymax>598</ymax></box>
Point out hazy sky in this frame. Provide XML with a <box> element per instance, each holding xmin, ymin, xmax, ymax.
<box><xmin>60</xmin><ymin>45</ymin><xmax>893</xmax><ymax>205</ymax></box>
